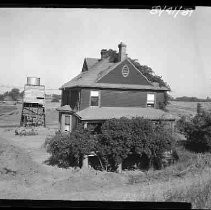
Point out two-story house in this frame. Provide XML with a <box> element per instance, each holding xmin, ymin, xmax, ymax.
<box><xmin>57</xmin><ymin>42</ymin><xmax>176</xmax><ymax>132</ymax></box>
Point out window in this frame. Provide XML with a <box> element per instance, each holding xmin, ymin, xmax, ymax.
<box><xmin>65</xmin><ymin>115</ymin><xmax>70</xmax><ymax>125</ymax></box>
<box><xmin>122</xmin><ymin>65</ymin><xmax>130</xmax><ymax>77</ymax></box>
<box><xmin>147</xmin><ymin>93</ymin><xmax>155</xmax><ymax>107</ymax></box>
<box><xmin>90</xmin><ymin>90</ymin><xmax>99</xmax><ymax>106</ymax></box>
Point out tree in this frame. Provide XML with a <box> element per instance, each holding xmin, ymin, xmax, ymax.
<box><xmin>177</xmin><ymin>111</ymin><xmax>211</xmax><ymax>152</ymax></box>
<box><xmin>197</xmin><ymin>103</ymin><xmax>203</xmax><ymax>114</ymax></box>
<box><xmin>51</xmin><ymin>94</ymin><xmax>61</xmax><ymax>102</ymax></box>
<box><xmin>168</xmin><ymin>94</ymin><xmax>174</xmax><ymax>101</ymax></box>
<box><xmin>129</xmin><ymin>59</ymin><xmax>170</xmax><ymax>89</ymax></box>
<box><xmin>20</xmin><ymin>91</ymin><xmax>24</xmax><ymax>98</ymax></box>
<box><xmin>0</xmin><ymin>94</ymin><xmax>3</xmax><ymax>101</ymax></box>
<box><xmin>46</xmin><ymin>117</ymin><xmax>176</xmax><ymax>171</ymax></box>
<box><xmin>8</xmin><ymin>88</ymin><xmax>20</xmax><ymax>101</ymax></box>
<box><xmin>46</xmin><ymin>124</ymin><xmax>97</xmax><ymax>168</ymax></box>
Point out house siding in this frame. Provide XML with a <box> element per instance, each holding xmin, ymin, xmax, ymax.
<box><xmin>80</xmin><ymin>89</ymin><xmax>90</xmax><ymax>111</ymax></box>
<box><xmin>62</xmin><ymin>89</ymin><xmax>69</xmax><ymax>106</ymax></box>
<box><xmin>97</xmin><ymin>60</ymin><xmax>152</xmax><ymax>86</ymax></box>
<box><xmin>70</xmin><ymin>90</ymin><xmax>79</xmax><ymax>111</ymax></box>
<box><xmin>101</xmin><ymin>90</ymin><xmax>147</xmax><ymax>107</ymax></box>
<box><xmin>156</xmin><ymin>92</ymin><xmax>165</xmax><ymax>108</ymax></box>
<box><xmin>64</xmin><ymin>88</ymin><xmax>164</xmax><ymax>110</ymax></box>
<box><xmin>61</xmin><ymin>89</ymin><xmax>79</xmax><ymax>111</ymax></box>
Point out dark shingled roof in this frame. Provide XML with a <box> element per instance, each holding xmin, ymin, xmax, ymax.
<box><xmin>56</xmin><ymin>105</ymin><xmax>73</xmax><ymax>112</ymax></box>
<box><xmin>61</xmin><ymin>57</ymin><xmax>169</xmax><ymax>91</ymax></box>
<box><xmin>85</xmin><ymin>58</ymin><xmax>99</xmax><ymax>70</ymax></box>
<box><xmin>76</xmin><ymin>107</ymin><xmax>177</xmax><ymax>121</ymax></box>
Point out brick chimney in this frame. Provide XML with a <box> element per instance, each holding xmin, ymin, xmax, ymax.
<box><xmin>101</xmin><ymin>49</ymin><xmax>107</xmax><ymax>59</ymax></box>
<box><xmin>118</xmin><ymin>42</ymin><xmax>127</xmax><ymax>62</ymax></box>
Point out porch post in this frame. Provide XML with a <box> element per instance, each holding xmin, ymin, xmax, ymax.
<box><xmin>171</xmin><ymin>121</ymin><xmax>175</xmax><ymax>134</ymax></box>
<box><xmin>82</xmin><ymin>155</ymin><xmax>89</xmax><ymax>169</ymax></box>
<box><xmin>61</xmin><ymin>114</ymin><xmax>65</xmax><ymax>132</ymax></box>
<box><xmin>117</xmin><ymin>162</ymin><xmax>122</xmax><ymax>173</ymax></box>
<box><xmin>84</xmin><ymin>122</ymin><xmax>88</xmax><ymax>129</ymax></box>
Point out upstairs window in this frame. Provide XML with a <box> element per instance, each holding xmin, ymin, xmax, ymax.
<box><xmin>90</xmin><ymin>90</ymin><xmax>99</xmax><ymax>107</ymax></box>
<box><xmin>147</xmin><ymin>93</ymin><xmax>155</xmax><ymax>107</ymax></box>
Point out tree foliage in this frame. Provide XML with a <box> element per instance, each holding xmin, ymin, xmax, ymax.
<box><xmin>9</xmin><ymin>88</ymin><xmax>20</xmax><ymax>101</ymax></box>
<box><xmin>0</xmin><ymin>88</ymin><xmax>22</xmax><ymax>101</ymax></box>
<box><xmin>129</xmin><ymin>59</ymin><xmax>170</xmax><ymax>89</ymax></box>
<box><xmin>174</xmin><ymin>96</ymin><xmax>211</xmax><ymax>102</ymax></box>
<box><xmin>97</xmin><ymin>117</ymin><xmax>175</xmax><ymax>170</ymax></box>
<box><xmin>46</xmin><ymin>124</ymin><xmax>97</xmax><ymax>168</ymax></box>
<box><xmin>177</xmin><ymin>111</ymin><xmax>211</xmax><ymax>152</ymax></box>
<box><xmin>158</xmin><ymin>91</ymin><xmax>171</xmax><ymax>111</ymax></box>
<box><xmin>46</xmin><ymin>117</ymin><xmax>176</xmax><ymax>171</ymax></box>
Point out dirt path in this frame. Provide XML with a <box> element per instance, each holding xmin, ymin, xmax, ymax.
<box><xmin>0</xmin><ymin>127</ymin><xmax>138</xmax><ymax>200</ymax></box>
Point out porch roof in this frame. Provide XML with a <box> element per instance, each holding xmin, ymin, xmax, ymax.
<box><xmin>56</xmin><ymin>105</ymin><xmax>73</xmax><ymax>112</ymax></box>
<box><xmin>76</xmin><ymin>107</ymin><xmax>177</xmax><ymax>121</ymax></box>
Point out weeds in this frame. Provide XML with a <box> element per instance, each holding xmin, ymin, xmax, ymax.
<box><xmin>164</xmin><ymin>178</ymin><xmax>211</xmax><ymax>209</ymax></box>
<box><xmin>127</xmin><ymin>144</ymin><xmax>211</xmax><ymax>208</ymax></box>
<box><xmin>127</xmin><ymin>145</ymin><xmax>211</xmax><ymax>184</ymax></box>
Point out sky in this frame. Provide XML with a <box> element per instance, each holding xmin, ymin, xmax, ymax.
<box><xmin>0</xmin><ymin>7</ymin><xmax>211</xmax><ymax>97</ymax></box>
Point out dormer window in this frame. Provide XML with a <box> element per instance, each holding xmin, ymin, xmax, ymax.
<box><xmin>147</xmin><ymin>93</ymin><xmax>155</xmax><ymax>107</ymax></box>
<box><xmin>90</xmin><ymin>90</ymin><xmax>99</xmax><ymax>107</ymax></box>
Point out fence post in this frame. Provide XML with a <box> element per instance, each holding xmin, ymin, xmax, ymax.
<box><xmin>117</xmin><ymin>162</ymin><xmax>122</xmax><ymax>173</ymax></box>
<box><xmin>82</xmin><ymin>155</ymin><xmax>89</xmax><ymax>169</ymax></box>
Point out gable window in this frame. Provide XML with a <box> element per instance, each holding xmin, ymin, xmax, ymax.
<box><xmin>147</xmin><ymin>93</ymin><xmax>155</xmax><ymax>107</ymax></box>
<box><xmin>122</xmin><ymin>65</ymin><xmax>130</xmax><ymax>77</ymax></box>
<box><xmin>90</xmin><ymin>90</ymin><xmax>99</xmax><ymax>107</ymax></box>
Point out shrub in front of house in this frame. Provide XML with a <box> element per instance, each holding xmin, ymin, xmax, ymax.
<box><xmin>45</xmin><ymin>117</ymin><xmax>176</xmax><ymax>171</ymax></box>
<box><xmin>46</xmin><ymin>124</ymin><xmax>97</xmax><ymax>168</ymax></box>
<box><xmin>177</xmin><ymin>111</ymin><xmax>211</xmax><ymax>152</ymax></box>
<box><xmin>97</xmin><ymin>117</ymin><xmax>176</xmax><ymax>171</ymax></box>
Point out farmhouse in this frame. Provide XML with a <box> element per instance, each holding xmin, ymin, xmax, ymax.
<box><xmin>57</xmin><ymin>42</ymin><xmax>176</xmax><ymax>132</ymax></box>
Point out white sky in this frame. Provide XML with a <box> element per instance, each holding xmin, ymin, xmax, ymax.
<box><xmin>0</xmin><ymin>7</ymin><xmax>211</xmax><ymax>97</ymax></box>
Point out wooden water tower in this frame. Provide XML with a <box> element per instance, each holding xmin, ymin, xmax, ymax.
<box><xmin>20</xmin><ymin>77</ymin><xmax>46</xmax><ymax>127</ymax></box>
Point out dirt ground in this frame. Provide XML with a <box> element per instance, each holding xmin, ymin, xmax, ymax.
<box><xmin>0</xmin><ymin>101</ymin><xmax>211</xmax><ymax>202</ymax></box>
<box><xmin>0</xmin><ymin>127</ymin><xmax>144</xmax><ymax>200</ymax></box>
<box><xmin>0</xmin><ymin>102</ymin><xmax>146</xmax><ymax>200</ymax></box>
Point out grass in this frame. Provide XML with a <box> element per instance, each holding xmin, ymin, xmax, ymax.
<box><xmin>164</xmin><ymin>175</ymin><xmax>211</xmax><ymax>209</ymax></box>
<box><xmin>166</xmin><ymin>101</ymin><xmax>211</xmax><ymax>117</ymax></box>
<box><xmin>125</xmin><ymin>144</ymin><xmax>211</xmax><ymax>208</ymax></box>
<box><xmin>0</xmin><ymin>105</ymin><xmax>17</xmax><ymax>115</ymax></box>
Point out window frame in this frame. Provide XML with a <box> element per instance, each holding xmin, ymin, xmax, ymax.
<box><xmin>89</xmin><ymin>90</ymin><xmax>100</xmax><ymax>107</ymax></box>
<box><xmin>146</xmin><ymin>93</ymin><xmax>156</xmax><ymax>108</ymax></box>
<box><xmin>65</xmin><ymin>115</ymin><xmax>71</xmax><ymax>125</ymax></box>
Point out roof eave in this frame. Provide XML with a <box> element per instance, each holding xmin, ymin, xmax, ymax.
<box><xmin>60</xmin><ymin>84</ymin><xmax>169</xmax><ymax>91</ymax></box>
<box><xmin>79</xmin><ymin>117</ymin><xmax>176</xmax><ymax>121</ymax></box>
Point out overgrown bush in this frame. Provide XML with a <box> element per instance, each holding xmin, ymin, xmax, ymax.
<box><xmin>46</xmin><ymin>124</ymin><xmax>97</xmax><ymax>168</ymax></box>
<box><xmin>177</xmin><ymin>111</ymin><xmax>211</xmax><ymax>152</ymax></box>
<box><xmin>46</xmin><ymin>117</ymin><xmax>176</xmax><ymax>171</ymax></box>
<box><xmin>15</xmin><ymin>127</ymin><xmax>38</xmax><ymax>136</ymax></box>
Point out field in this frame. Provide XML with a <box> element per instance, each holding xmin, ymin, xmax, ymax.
<box><xmin>0</xmin><ymin>101</ymin><xmax>211</xmax><ymax>208</ymax></box>
<box><xmin>167</xmin><ymin>101</ymin><xmax>211</xmax><ymax>117</ymax></box>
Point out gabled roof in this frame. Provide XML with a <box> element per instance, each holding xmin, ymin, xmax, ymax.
<box><xmin>56</xmin><ymin>105</ymin><xmax>73</xmax><ymax>112</ymax></box>
<box><xmin>85</xmin><ymin>58</ymin><xmax>99</xmax><ymax>70</ymax></box>
<box><xmin>76</xmin><ymin>107</ymin><xmax>177</xmax><ymax>121</ymax></box>
<box><xmin>61</xmin><ymin>57</ymin><xmax>169</xmax><ymax>91</ymax></box>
